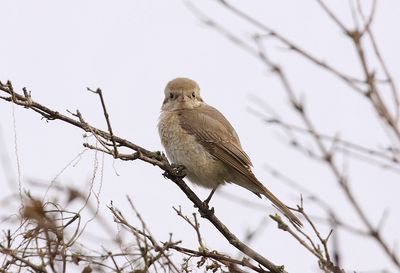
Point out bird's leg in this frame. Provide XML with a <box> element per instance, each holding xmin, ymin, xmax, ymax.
<box><xmin>198</xmin><ymin>187</ymin><xmax>217</xmax><ymax>217</ymax></box>
<box><xmin>203</xmin><ymin>187</ymin><xmax>217</xmax><ymax>205</ymax></box>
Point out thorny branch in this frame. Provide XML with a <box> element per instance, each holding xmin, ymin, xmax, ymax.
<box><xmin>0</xmin><ymin>81</ymin><xmax>287</xmax><ymax>272</ymax></box>
<box><xmin>3</xmin><ymin>188</ymin><xmax>262</xmax><ymax>273</ymax></box>
<box><xmin>1</xmin><ymin>1</ymin><xmax>399</xmax><ymax>272</ymax></box>
<box><xmin>186</xmin><ymin>0</ymin><xmax>400</xmax><ymax>272</ymax></box>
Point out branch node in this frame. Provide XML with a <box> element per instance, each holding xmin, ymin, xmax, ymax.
<box><xmin>291</xmin><ymin>100</ymin><xmax>304</xmax><ymax>113</ymax></box>
<box><xmin>22</xmin><ymin>87</ymin><xmax>33</xmax><ymax>108</ymax></box>
<box><xmin>347</xmin><ymin>29</ymin><xmax>362</xmax><ymax>42</ymax></box>
<box><xmin>270</xmin><ymin>214</ymin><xmax>288</xmax><ymax>231</ymax></box>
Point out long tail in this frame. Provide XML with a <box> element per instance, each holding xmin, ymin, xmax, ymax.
<box><xmin>228</xmin><ymin>165</ymin><xmax>302</xmax><ymax>227</ymax></box>
<box><xmin>259</xmin><ymin>185</ymin><xmax>303</xmax><ymax>227</ymax></box>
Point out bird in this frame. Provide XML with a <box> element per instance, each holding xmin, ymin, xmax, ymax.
<box><xmin>158</xmin><ymin>77</ymin><xmax>302</xmax><ymax>227</ymax></box>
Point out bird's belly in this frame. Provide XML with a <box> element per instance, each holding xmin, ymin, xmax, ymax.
<box><xmin>158</xmin><ymin>113</ymin><xmax>226</xmax><ymax>188</ymax></box>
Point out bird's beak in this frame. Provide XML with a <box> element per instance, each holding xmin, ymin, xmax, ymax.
<box><xmin>179</xmin><ymin>91</ymin><xmax>187</xmax><ymax>102</ymax></box>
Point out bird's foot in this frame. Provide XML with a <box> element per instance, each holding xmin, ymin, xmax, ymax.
<box><xmin>199</xmin><ymin>205</ymin><xmax>215</xmax><ymax>217</ymax></box>
<box><xmin>196</xmin><ymin>201</ymin><xmax>215</xmax><ymax>218</ymax></box>
<box><xmin>170</xmin><ymin>164</ymin><xmax>187</xmax><ymax>178</ymax></box>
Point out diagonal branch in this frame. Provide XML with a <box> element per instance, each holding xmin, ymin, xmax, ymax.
<box><xmin>0</xmin><ymin>81</ymin><xmax>287</xmax><ymax>273</ymax></box>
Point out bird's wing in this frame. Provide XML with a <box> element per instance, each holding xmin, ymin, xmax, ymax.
<box><xmin>177</xmin><ymin>104</ymin><xmax>253</xmax><ymax>177</ymax></box>
<box><xmin>178</xmin><ymin>104</ymin><xmax>303</xmax><ymax>227</ymax></box>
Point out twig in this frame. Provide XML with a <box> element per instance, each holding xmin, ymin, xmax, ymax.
<box><xmin>0</xmin><ymin>82</ymin><xmax>289</xmax><ymax>273</ymax></box>
<box><xmin>87</xmin><ymin>87</ymin><xmax>119</xmax><ymax>157</ymax></box>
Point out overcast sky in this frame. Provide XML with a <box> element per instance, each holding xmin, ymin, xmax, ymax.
<box><xmin>1</xmin><ymin>1</ymin><xmax>400</xmax><ymax>272</ymax></box>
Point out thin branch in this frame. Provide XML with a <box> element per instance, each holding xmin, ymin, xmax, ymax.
<box><xmin>0</xmin><ymin>82</ymin><xmax>287</xmax><ymax>273</ymax></box>
<box><xmin>87</xmin><ymin>87</ymin><xmax>119</xmax><ymax>157</ymax></box>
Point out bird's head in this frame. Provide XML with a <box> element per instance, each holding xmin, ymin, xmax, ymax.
<box><xmin>162</xmin><ymin>77</ymin><xmax>204</xmax><ymax>111</ymax></box>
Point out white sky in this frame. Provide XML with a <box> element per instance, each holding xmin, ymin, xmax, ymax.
<box><xmin>1</xmin><ymin>1</ymin><xmax>400</xmax><ymax>272</ymax></box>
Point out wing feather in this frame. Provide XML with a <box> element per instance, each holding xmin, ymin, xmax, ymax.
<box><xmin>177</xmin><ymin>104</ymin><xmax>252</xmax><ymax>176</ymax></box>
<box><xmin>177</xmin><ymin>104</ymin><xmax>303</xmax><ymax>227</ymax></box>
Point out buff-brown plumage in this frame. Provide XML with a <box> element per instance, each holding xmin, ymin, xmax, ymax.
<box><xmin>158</xmin><ymin>77</ymin><xmax>302</xmax><ymax>227</ymax></box>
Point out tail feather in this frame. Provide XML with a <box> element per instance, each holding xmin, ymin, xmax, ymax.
<box><xmin>230</xmin><ymin>168</ymin><xmax>302</xmax><ymax>227</ymax></box>
<box><xmin>259</xmin><ymin>185</ymin><xmax>302</xmax><ymax>227</ymax></box>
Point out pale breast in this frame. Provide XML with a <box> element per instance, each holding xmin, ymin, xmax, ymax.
<box><xmin>158</xmin><ymin>111</ymin><xmax>226</xmax><ymax>188</ymax></box>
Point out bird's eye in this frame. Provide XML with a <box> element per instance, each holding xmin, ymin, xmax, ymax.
<box><xmin>169</xmin><ymin>93</ymin><xmax>174</xmax><ymax>99</ymax></box>
<box><xmin>192</xmin><ymin>92</ymin><xmax>195</xmax><ymax>98</ymax></box>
